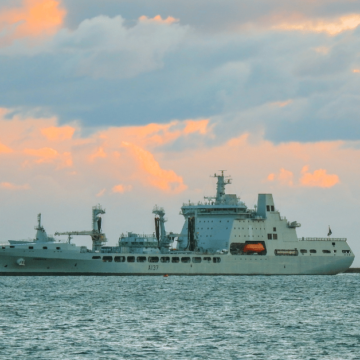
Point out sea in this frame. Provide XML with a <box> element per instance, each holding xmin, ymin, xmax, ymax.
<box><xmin>0</xmin><ymin>275</ymin><xmax>359</xmax><ymax>360</ymax></box>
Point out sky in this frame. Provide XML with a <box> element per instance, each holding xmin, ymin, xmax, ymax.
<box><xmin>0</xmin><ymin>0</ymin><xmax>360</xmax><ymax>265</ymax></box>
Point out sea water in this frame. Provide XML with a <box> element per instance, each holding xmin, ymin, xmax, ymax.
<box><xmin>0</xmin><ymin>275</ymin><xmax>359</xmax><ymax>359</ymax></box>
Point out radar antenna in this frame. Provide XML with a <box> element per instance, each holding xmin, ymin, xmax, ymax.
<box><xmin>204</xmin><ymin>170</ymin><xmax>232</xmax><ymax>205</ymax></box>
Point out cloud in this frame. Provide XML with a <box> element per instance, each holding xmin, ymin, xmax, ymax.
<box><xmin>112</xmin><ymin>184</ymin><xmax>132</xmax><ymax>193</ymax></box>
<box><xmin>96</xmin><ymin>188</ymin><xmax>106</xmax><ymax>197</ymax></box>
<box><xmin>267</xmin><ymin>165</ymin><xmax>339</xmax><ymax>188</ymax></box>
<box><xmin>89</xmin><ymin>147</ymin><xmax>107</xmax><ymax>161</ymax></box>
<box><xmin>274</xmin><ymin>14</ymin><xmax>360</xmax><ymax>35</ymax></box>
<box><xmin>0</xmin><ymin>13</ymin><xmax>189</xmax><ymax>79</ymax></box>
<box><xmin>41</xmin><ymin>125</ymin><xmax>75</xmax><ymax>140</ymax></box>
<box><xmin>24</xmin><ymin>146</ymin><xmax>59</xmax><ymax>162</ymax></box>
<box><xmin>138</xmin><ymin>15</ymin><xmax>179</xmax><ymax>24</ymax></box>
<box><xmin>300</xmin><ymin>165</ymin><xmax>339</xmax><ymax>188</ymax></box>
<box><xmin>0</xmin><ymin>182</ymin><xmax>30</xmax><ymax>190</ymax></box>
<box><xmin>122</xmin><ymin>142</ymin><xmax>187</xmax><ymax>192</ymax></box>
<box><xmin>0</xmin><ymin>142</ymin><xmax>12</xmax><ymax>154</ymax></box>
<box><xmin>0</xmin><ymin>0</ymin><xmax>66</xmax><ymax>45</ymax></box>
<box><xmin>267</xmin><ymin>168</ymin><xmax>294</xmax><ymax>186</ymax></box>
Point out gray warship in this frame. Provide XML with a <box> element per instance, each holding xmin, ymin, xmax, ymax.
<box><xmin>0</xmin><ymin>172</ymin><xmax>354</xmax><ymax>275</ymax></box>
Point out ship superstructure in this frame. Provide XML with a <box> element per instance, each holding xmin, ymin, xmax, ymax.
<box><xmin>8</xmin><ymin>214</ymin><xmax>55</xmax><ymax>245</ymax></box>
<box><xmin>0</xmin><ymin>171</ymin><xmax>355</xmax><ymax>275</ymax></box>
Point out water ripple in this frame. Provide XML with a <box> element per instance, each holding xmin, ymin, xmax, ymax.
<box><xmin>0</xmin><ymin>275</ymin><xmax>359</xmax><ymax>359</ymax></box>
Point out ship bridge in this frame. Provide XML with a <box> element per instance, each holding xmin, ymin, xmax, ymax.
<box><xmin>181</xmin><ymin>171</ymin><xmax>248</xmax><ymax>217</ymax></box>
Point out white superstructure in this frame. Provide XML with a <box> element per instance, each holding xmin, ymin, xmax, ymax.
<box><xmin>0</xmin><ymin>172</ymin><xmax>354</xmax><ymax>275</ymax></box>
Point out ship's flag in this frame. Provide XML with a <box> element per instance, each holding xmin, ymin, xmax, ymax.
<box><xmin>328</xmin><ymin>226</ymin><xmax>332</xmax><ymax>236</ymax></box>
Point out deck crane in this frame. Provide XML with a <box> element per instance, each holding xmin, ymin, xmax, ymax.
<box><xmin>55</xmin><ymin>205</ymin><xmax>106</xmax><ymax>251</ymax></box>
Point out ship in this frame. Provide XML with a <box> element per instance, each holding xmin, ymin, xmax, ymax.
<box><xmin>0</xmin><ymin>171</ymin><xmax>354</xmax><ymax>275</ymax></box>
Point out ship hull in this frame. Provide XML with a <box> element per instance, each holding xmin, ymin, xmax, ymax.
<box><xmin>0</xmin><ymin>252</ymin><xmax>354</xmax><ymax>276</ymax></box>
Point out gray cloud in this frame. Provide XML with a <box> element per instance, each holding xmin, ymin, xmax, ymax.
<box><xmin>0</xmin><ymin>1</ymin><xmax>360</xmax><ymax>144</ymax></box>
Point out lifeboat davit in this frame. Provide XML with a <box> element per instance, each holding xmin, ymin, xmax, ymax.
<box><xmin>243</xmin><ymin>243</ymin><xmax>265</xmax><ymax>253</ymax></box>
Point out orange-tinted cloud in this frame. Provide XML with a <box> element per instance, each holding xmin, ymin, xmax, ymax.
<box><xmin>300</xmin><ymin>166</ymin><xmax>339</xmax><ymax>188</ymax></box>
<box><xmin>138</xmin><ymin>15</ymin><xmax>179</xmax><ymax>24</ymax></box>
<box><xmin>24</xmin><ymin>147</ymin><xmax>58</xmax><ymax>162</ymax></box>
<box><xmin>112</xmin><ymin>184</ymin><xmax>132</xmax><ymax>193</ymax></box>
<box><xmin>271</xmin><ymin>99</ymin><xmax>292</xmax><ymax>108</ymax></box>
<box><xmin>267</xmin><ymin>168</ymin><xmax>294</xmax><ymax>186</ymax></box>
<box><xmin>122</xmin><ymin>142</ymin><xmax>187</xmax><ymax>192</ymax></box>
<box><xmin>23</xmin><ymin>146</ymin><xmax>72</xmax><ymax>168</ymax></box>
<box><xmin>0</xmin><ymin>0</ymin><xmax>66</xmax><ymax>44</ymax></box>
<box><xmin>353</xmin><ymin>69</ymin><xmax>360</xmax><ymax>73</ymax></box>
<box><xmin>0</xmin><ymin>182</ymin><xmax>30</xmax><ymax>190</ymax></box>
<box><xmin>274</xmin><ymin>14</ymin><xmax>360</xmax><ymax>35</ymax></box>
<box><xmin>89</xmin><ymin>147</ymin><xmax>107</xmax><ymax>161</ymax></box>
<box><xmin>183</xmin><ymin>119</ymin><xmax>209</xmax><ymax>135</ymax></box>
<box><xmin>96</xmin><ymin>188</ymin><xmax>106</xmax><ymax>197</ymax></box>
<box><xmin>95</xmin><ymin>118</ymin><xmax>210</xmax><ymax>151</ymax></box>
<box><xmin>0</xmin><ymin>141</ymin><xmax>12</xmax><ymax>154</ymax></box>
<box><xmin>41</xmin><ymin>125</ymin><xmax>75</xmax><ymax>141</ymax></box>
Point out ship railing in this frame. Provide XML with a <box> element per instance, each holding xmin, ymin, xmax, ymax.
<box><xmin>120</xmin><ymin>233</ymin><xmax>156</xmax><ymax>239</ymax></box>
<box><xmin>299</xmin><ymin>237</ymin><xmax>347</xmax><ymax>242</ymax></box>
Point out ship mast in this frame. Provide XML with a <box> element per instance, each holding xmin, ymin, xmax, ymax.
<box><xmin>204</xmin><ymin>170</ymin><xmax>232</xmax><ymax>205</ymax></box>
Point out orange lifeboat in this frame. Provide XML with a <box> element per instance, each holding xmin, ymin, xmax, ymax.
<box><xmin>243</xmin><ymin>243</ymin><xmax>265</xmax><ymax>253</ymax></box>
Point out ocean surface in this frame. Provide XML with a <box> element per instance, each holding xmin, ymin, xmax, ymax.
<box><xmin>0</xmin><ymin>275</ymin><xmax>359</xmax><ymax>360</ymax></box>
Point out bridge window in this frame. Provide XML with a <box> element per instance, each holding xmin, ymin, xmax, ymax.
<box><xmin>92</xmin><ymin>256</ymin><xmax>101</xmax><ymax>259</ymax></box>
<box><xmin>181</xmin><ymin>257</ymin><xmax>191</xmax><ymax>263</ymax></box>
<box><xmin>161</xmin><ymin>257</ymin><xmax>170</xmax><ymax>263</ymax></box>
<box><xmin>148</xmin><ymin>257</ymin><xmax>159</xmax><ymax>263</ymax></box>
<box><xmin>322</xmin><ymin>250</ymin><xmax>331</xmax><ymax>254</ymax></box>
<box><xmin>271</xmin><ymin>206</ymin><xmax>275</xmax><ymax>211</ymax></box>
<box><xmin>273</xmin><ymin>227</ymin><xmax>276</xmax><ymax>231</ymax></box>
<box><xmin>192</xmin><ymin>257</ymin><xmax>201</xmax><ymax>263</ymax></box>
<box><xmin>172</xmin><ymin>257</ymin><xmax>180</xmax><ymax>263</ymax></box>
<box><xmin>203</xmin><ymin>257</ymin><xmax>211</xmax><ymax>262</ymax></box>
<box><xmin>213</xmin><ymin>257</ymin><xmax>221</xmax><ymax>263</ymax></box>
<box><xmin>267</xmin><ymin>234</ymin><xmax>272</xmax><ymax>240</ymax></box>
<box><xmin>114</xmin><ymin>256</ymin><xmax>125</xmax><ymax>262</ymax></box>
<box><xmin>266</xmin><ymin>205</ymin><xmax>270</xmax><ymax>211</ymax></box>
<box><xmin>273</xmin><ymin>234</ymin><xmax>278</xmax><ymax>240</ymax></box>
<box><xmin>29</xmin><ymin>246</ymin><xmax>33</xmax><ymax>249</ymax></box>
<box><xmin>310</xmin><ymin>250</ymin><xmax>317</xmax><ymax>254</ymax></box>
<box><xmin>342</xmin><ymin>250</ymin><xmax>350</xmax><ymax>254</ymax></box>
<box><xmin>102</xmin><ymin>256</ymin><xmax>112</xmax><ymax>262</ymax></box>
<box><xmin>127</xmin><ymin>256</ymin><xmax>135</xmax><ymax>262</ymax></box>
<box><xmin>300</xmin><ymin>249</ymin><xmax>307</xmax><ymax>254</ymax></box>
<box><xmin>137</xmin><ymin>256</ymin><xmax>147</xmax><ymax>263</ymax></box>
